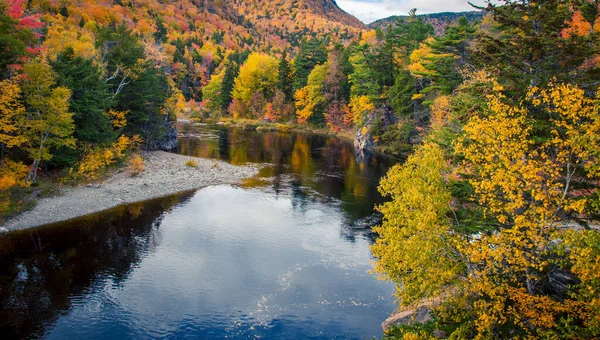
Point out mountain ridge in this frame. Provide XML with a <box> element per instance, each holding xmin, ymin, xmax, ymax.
<box><xmin>369</xmin><ymin>11</ymin><xmax>484</xmax><ymax>35</ymax></box>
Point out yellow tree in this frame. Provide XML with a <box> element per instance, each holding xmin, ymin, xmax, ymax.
<box><xmin>0</xmin><ymin>78</ymin><xmax>26</xmax><ymax>164</ymax></box>
<box><xmin>163</xmin><ymin>79</ymin><xmax>187</xmax><ymax>120</ymax></box>
<box><xmin>0</xmin><ymin>79</ymin><xmax>29</xmax><ymax>212</ymax></box>
<box><xmin>372</xmin><ymin>142</ymin><xmax>465</xmax><ymax>307</ymax></box>
<box><xmin>202</xmin><ymin>69</ymin><xmax>224</xmax><ymax>113</ymax></box>
<box><xmin>294</xmin><ymin>87</ymin><xmax>311</xmax><ymax>123</ymax></box>
<box><xmin>21</xmin><ymin>59</ymin><xmax>75</xmax><ymax>184</ymax></box>
<box><xmin>348</xmin><ymin>95</ymin><xmax>375</xmax><ymax>125</ymax></box>
<box><xmin>452</xmin><ymin>83</ymin><xmax>600</xmax><ymax>338</ymax></box>
<box><xmin>374</xmin><ymin>82</ymin><xmax>600</xmax><ymax>338</ymax></box>
<box><xmin>294</xmin><ymin>63</ymin><xmax>327</xmax><ymax>124</ymax></box>
<box><xmin>42</xmin><ymin>18</ymin><xmax>97</xmax><ymax>61</ymax></box>
<box><xmin>232</xmin><ymin>52</ymin><xmax>278</xmax><ymax>106</ymax></box>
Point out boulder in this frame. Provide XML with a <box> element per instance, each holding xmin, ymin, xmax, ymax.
<box><xmin>147</xmin><ymin>120</ymin><xmax>178</xmax><ymax>151</ymax></box>
<box><xmin>354</xmin><ymin>126</ymin><xmax>375</xmax><ymax>152</ymax></box>
<box><xmin>382</xmin><ymin>302</ymin><xmax>434</xmax><ymax>332</ymax></box>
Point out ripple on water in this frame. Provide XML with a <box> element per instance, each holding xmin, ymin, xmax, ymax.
<box><xmin>1</xmin><ymin>124</ymin><xmax>399</xmax><ymax>340</ymax></box>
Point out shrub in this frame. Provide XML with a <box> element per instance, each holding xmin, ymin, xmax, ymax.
<box><xmin>128</xmin><ymin>154</ymin><xmax>144</xmax><ymax>176</ymax></box>
<box><xmin>75</xmin><ymin>147</ymin><xmax>114</xmax><ymax>180</ymax></box>
<box><xmin>0</xmin><ymin>160</ymin><xmax>31</xmax><ymax>219</ymax></box>
<box><xmin>256</xmin><ymin>125</ymin><xmax>274</xmax><ymax>132</ymax></box>
<box><xmin>377</xmin><ymin>120</ymin><xmax>416</xmax><ymax>156</ymax></box>
<box><xmin>186</xmin><ymin>159</ymin><xmax>198</xmax><ymax>167</ymax></box>
<box><xmin>275</xmin><ymin>123</ymin><xmax>292</xmax><ymax>132</ymax></box>
<box><xmin>74</xmin><ymin>135</ymin><xmax>142</xmax><ymax>181</ymax></box>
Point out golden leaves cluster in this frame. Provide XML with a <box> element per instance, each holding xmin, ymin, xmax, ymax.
<box><xmin>375</xmin><ymin>81</ymin><xmax>600</xmax><ymax>338</ymax></box>
<box><xmin>74</xmin><ymin>135</ymin><xmax>140</xmax><ymax>181</ymax></box>
<box><xmin>372</xmin><ymin>142</ymin><xmax>464</xmax><ymax>307</ymax></box>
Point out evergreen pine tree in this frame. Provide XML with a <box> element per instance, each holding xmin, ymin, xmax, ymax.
<box><xmin>276</xmin><ymin>51</ymin><xmax>293</xmax><ymax>101</ymax></box>
<box><xmin>473</xmin><ymin>0</ymin><xmax>592</xmax><ymax>91</ymax></box>
<box><xmin>52</xmin><ymin>49</ymin><xmax>115</xmax><ymax>145</ymax></box>
<box><xmin>220</xmin><ymin>63</ymin><xmax>237</xmax><ymax>111</ymax></box>
<box><xmin>389</xmin><ymin>70</ymin><xmax>416</xmax><ymax>117</ymax></box>
<box><xmin>293</xmin><ymin>39</ymin><xmax>327</xmax><ymax>92</ymax></box>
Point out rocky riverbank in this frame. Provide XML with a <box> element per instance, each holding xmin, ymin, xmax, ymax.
<box><xmin>1</xmin><ymin>151</ymin><xmax>258</xmax><ymax>231</ymax></box>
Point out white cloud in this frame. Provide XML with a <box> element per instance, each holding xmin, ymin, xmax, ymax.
<box><xmin>336</xmin><ymin>0</ymin><xmax>489</xmax><ymax>24</ymax></box>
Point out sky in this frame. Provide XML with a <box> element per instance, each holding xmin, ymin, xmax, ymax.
<box><xmin>336</xmin><ymin>0</ymin><xmax>489</xmax><ymax>24</ymax></box>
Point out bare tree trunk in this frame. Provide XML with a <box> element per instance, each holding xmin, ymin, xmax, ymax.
<box><xmin>26</xmin><ymin>159</ymin><xmax>40</xmax><ymax>185</ymax></box>
<box><xmin>26</xmin><ymin>136</ymin><xmax>47</xmax><ymax>185</ymax></box>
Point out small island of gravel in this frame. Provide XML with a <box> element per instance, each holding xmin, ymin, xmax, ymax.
<box><xmin>2</xmin><ymin>151</ymin><xmax>258</xmax><ymax>231</ymax></box>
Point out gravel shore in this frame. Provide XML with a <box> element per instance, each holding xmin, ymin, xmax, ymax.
<box><xmin>2</xmin><ymin>151</ymin><xmax>258</xmax><ymax>231</ymax></box>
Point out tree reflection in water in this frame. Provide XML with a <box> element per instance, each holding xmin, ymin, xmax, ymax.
<box><xmin>0</xmin><ymin>192</ymin><xmax>194</xmax><ymax>340</ymax></box>
<box><xmin>0</xmin><ymin>125</ymin><xmax>399</xmax><ymax>339</ymax></box>
<box><xmin>177</xmin><ymin>124</ymin><xmax>397</xmax><ymax>222</ymax></box>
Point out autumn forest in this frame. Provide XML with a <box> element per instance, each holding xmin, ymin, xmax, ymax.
<box><xmin>1</xmin><ymin>0</ymin><xmax>600</xmax><ymax>338</ymax></box>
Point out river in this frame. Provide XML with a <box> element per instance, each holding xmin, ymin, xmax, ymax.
<box><xmin>0</xmin><ymin>123</ymin><xmax>399</xmax><ymax>339</ymax></box>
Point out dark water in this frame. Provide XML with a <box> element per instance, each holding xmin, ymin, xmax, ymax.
<box><xmin>0</xmin><ymin>123</ymin><xmax>399</xmax><ymax>339</ymax></box>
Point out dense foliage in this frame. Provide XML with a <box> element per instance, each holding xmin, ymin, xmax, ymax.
<box><xmin>0</xmin><ymin>0</ymin><xmax>181</xmax><ymax>220</ymax></box>
<box><xmin>370</xmin><ymin>1</ymin><xmax>600</xmax><ymax>338</ymax></box>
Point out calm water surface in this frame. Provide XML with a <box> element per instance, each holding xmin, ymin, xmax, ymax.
<box><xmin>0</xmin><ymin>123</ymin><xmax>399</xmax><ymax>339</ymax></box>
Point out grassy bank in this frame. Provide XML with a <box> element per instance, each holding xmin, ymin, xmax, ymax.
<box><xmin>213</xmin><ymin>118</ymin><xmax>355</xmax><ymax>141</ymax></box>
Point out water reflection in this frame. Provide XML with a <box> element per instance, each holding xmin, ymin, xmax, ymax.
<box><xmin>0</xmin><ymin>192</ymin><xmax>194</xmax><ymax>339</ymax></box>
<box><xmin>0</xmin><ymin>125</ymin><xmax>399</xmax><ymax>340</ymax></box>
<box><xmin>0</xmin><ymin>186</ymin><xmax>395</xmax><ymax>339</ymax></box>
<box><xmin>178</xmin><ymin>124</ymin><xmax>397</xmax><ymax>219</ymax></box>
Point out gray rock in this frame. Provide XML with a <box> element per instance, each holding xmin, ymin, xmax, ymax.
<box><xmin>354</xmin><ymin>127</ymin><xmax>375</xmax><ymax>152</ymax></box>
<box><xmin>382</xmin><ymin>303</ymin><xmax>434</xmax><ymax>332</ymax></box>
<box><xmin>382</xmin><ymin>299</ymin><xmax>441</xmax><ymax>333</ymax></box>
<box><xmin>146</xmin><ymin>120</ymin><xmax>179</xmax><ymax>151</ymax></box>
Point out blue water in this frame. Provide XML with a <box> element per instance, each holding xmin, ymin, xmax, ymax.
<box><xmin>0</xmin><ymin>124</ymin><xmax>397</xmax><ymax>339</ymax></box>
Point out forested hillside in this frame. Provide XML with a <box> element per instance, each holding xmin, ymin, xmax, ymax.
<box><xmin>0</xmin><ymin>0</ymin><xmax>363</xmax><ymax>218</ymax></box>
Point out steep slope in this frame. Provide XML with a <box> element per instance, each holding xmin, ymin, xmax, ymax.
<box><xmin>231</xmin><ymin>0</ymin><xmax>366</xmax><ymax>47</ymax></box>
<box><xmin>369</xmin><ymin>11</ymin><xmax>484</xmax><ymax>35</ymax></box>
<box><xmin>295</xmin><ymin>0</ymin><xmax>365</xmax><ymax>27</ymax></box>
<box><xmin>34</xmin><ymin>0</ymin><xmax>364</xmax><ymax>53</ymax></box>
<box><xmin>28</xmin><ymin>0</ymin><xmax>365</xmax><ymax>101</ymax></box>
